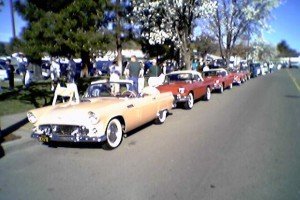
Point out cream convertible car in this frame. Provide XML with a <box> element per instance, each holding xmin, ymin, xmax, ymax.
<box><xmin>27</xmin><ymin>80</ymin><xmax>174</xmax><ymax>149</ymax></box>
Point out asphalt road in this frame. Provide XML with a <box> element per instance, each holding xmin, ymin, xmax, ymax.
<box><xmin>1</xmin><ymin>69</ymin><xmax>300</xmax><ymax>200</ymax></box>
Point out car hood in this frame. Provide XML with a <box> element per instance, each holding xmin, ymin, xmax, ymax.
<box><xmin>204</xmin><ymin>76</ymin><xmax>221</xmax><ymax>82</ymax></box>
<box><xmin>32</xmin><ymin>98</ymin><xmax>125</xmax><ymax>125</ymax></box>
<box><xmin>157</xmin><ymin>81</ymin><xmax>188</xmax><ymax>94</ymax></box>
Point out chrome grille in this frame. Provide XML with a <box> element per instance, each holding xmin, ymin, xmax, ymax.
<box><xmin>39</xmin><ymin>124</ymin><xmax>89</xmax><ymax>136</ymax></box>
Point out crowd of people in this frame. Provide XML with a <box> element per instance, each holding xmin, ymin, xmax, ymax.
<box><xmin>1</xmin><ymin>53</ymin><xmax>215</xmax><ymax>94</ymax></box>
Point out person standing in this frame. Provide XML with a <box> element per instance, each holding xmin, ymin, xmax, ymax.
<box><xmin>202</xmin><ymin>62</ymin><xmax>210</xmax><ymax>72</ymax></box>
<box><xmin>67</xmin><ymin>57</ymin><xmax>76</xmax><ymax>83</ymax></box>
<box><xmin>50</xmin><ymin>57</ymin><xmax>61</xmax><ymax>91</ymax></box>
<box><xmin>109</xmin><ymin>61</ymin><xmax>121</xmax><ymax>95</ymax></box>
<box><xmin>161</xmin><ymin>61</ymin><xmax>167</xmax><ymax>75</ymax></box>
<box><xmin>17</xmin><ymin>54</ymin><xmax>27</xmax><ymax>86</ymax></box>
<box><xmin>146</xmin><ymin>58</ymin><xmax>162</xmax><ymax>87</ymax></box>
<box><xmin>146</xmin><ymin>58</ymin><xmax>161</xmax><ymax>77</ymax></box>
<box><xmin>5</xmin><ymin>59</ymin><xmax>15</xmax><ymax>90</ymax></box>
<box><xmin>191</xmin><ymin>59</ymin><xmax>199</xmax><ymax>71</ymax></box>
<box><xmin>126</xmin><ymin>56</ymin><xmax>142</xmax><ymax>93</ymax></box>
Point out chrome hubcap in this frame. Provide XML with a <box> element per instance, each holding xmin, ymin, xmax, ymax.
<box><xmin>108</xmin><ymin>123</ymin><xmax>118</xmax><ymax>143</ymax></box>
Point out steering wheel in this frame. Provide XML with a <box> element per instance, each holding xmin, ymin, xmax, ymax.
<box><xmin>90</xmin><ymin>87</ymin><xmax>101</xmax><ymax>97</ymax></box>
<box><xmin>121</xmin><ymin>90</ymin><xmax>137</xmax><ymax>98</ymax></box>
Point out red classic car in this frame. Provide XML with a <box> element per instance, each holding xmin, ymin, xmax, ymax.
<box><xmin>202</xmin><ymin>68</ymin><xmax>234</xmax><ymax>93</ymax></box>
<box><xmin>228</xmin><ymin>68</ymin><xmax>248</xmax><ymax>85</ymax></box>
<box><xmin>156</xmin><ymin>70</ymin><xmax>213</xmax><ymax>109</ymax></box>
<box><xmin>240</xmin><ymin>67</ymin><xmax>251</xmax><ymax>81</ymax></box>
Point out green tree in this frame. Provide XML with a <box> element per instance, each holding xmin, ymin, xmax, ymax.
<box><xmin>277</xmin><ymin>40</ymin><xmax>299</xmax><ymax>57</ymax></box>
<box><xmin>192</xmin><ymin>34</ymin><xmax>218</xmax><ymax>60</ymax></box>
<box><xmin>105</xmin><ymin>0</ymin><xmax>133</xmax><ymax>70</ymax></box>
<box><xmin>15</xmin><ymin>0</ymin><xmax>111</xmax><ymax>74</ymax></box>
<box><xmin>0</xmin><ymin>42</ymin><xmax>6</xmax><ymax>55</ymax></box>
<box><xmin>208</xmin><ymin>0</ymin><xmax>281</xmax><ymax>67</ymax></box>
<box><xmin>132</xmin><ymin>0</ymin><xmax>217</xmax><ymax>69</ymax></box>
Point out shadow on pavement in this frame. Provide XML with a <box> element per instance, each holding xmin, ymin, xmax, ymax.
<box><xmin>285</xmin><ymin>95</ymin><xmax>300</xmax><ymax>99</ymax></box>
<box><xmin>0</xmin><ymin>137</ymin><xmax>4</xmax><ymax>159</ymax></box>
<box><xmin>0</xmin><ymin>118</ymin><xmax>29</xmax><ymax>159</ymax></box>
<box><xmin>0</xmin><ymin>118</ymin><xmax>29</xmax><ymax>138</ymax></box>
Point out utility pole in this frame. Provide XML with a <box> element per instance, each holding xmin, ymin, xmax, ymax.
<box><xmin>9</xmin><ymin>0</ymin><xmax>16</xmax><ymax>39</ymax></box>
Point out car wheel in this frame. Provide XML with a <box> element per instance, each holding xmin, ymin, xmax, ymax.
<box><xmin>184</xmin><ymin>93</ymin><xmax>194</xmax><ymax>109</ymax></box>
<box><xmin>219</xmin><ymin>84</ymin><xmax>224</xmax><ymax>93</ymax></box>
<box><xmin>204</xmin><ymin>87</ymin><xmax>211</xmax><ymax>101</ymax></box>
<box><xmin>155</xmin><ymin>110</ymin><xmax>167</xmax><ymax>124</ymax></box>
<box><xmin>103</xmin><ymin>118</ymin><xmax>123</xmax><ymax>150</ymax></box>
<box><xmin>237</xmin><ymin>79</ymin><xmax>241</xmax><ymax>86</ymax></box>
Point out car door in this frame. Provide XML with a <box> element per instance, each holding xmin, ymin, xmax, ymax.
<box><xmin>193</xmin><ymin>74</ymin><xmax>206</xmax><ymax>99</ymax></box>
<box><xmin>134</xmin><ymin>95</ymin><xmax>158</xmax><ymax>124</ymax></box>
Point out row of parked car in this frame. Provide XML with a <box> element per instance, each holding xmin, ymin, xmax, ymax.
<box><xmin>27</xmin><ymin>66</ymin><xmax>255</xmax><ymax>149</ymax></box>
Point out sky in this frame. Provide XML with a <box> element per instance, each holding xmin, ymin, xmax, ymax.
<box><xmin>0</xmin><ymin>0</ymin><xmax>299</xmax><ymax>52</ymax></box>
<box><xmin>262</xmin><ymin>0</ymin><xmax>300</xmax><ymax>52</ymax></box>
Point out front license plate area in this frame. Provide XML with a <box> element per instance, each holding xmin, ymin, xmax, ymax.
<box><xmin>39</xmin><ymin>135</ymin><xmax>49</xmax><ymax>143</ymax></box>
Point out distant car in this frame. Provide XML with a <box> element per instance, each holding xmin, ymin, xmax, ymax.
<box><xmin>240</xmin><ymin>67</ymin><xmax>251</xmax><ymax>80</ymax></box>
<box><xmin>0</xmin><ymin>59</ymin><xmax>6</xmax><ymax>66</ymax></box>
<box><xmin>0</xmin><ymin>64</ymin><xmax>8</xmax><ymax>81</ymax></box>
<box><xmin>202</xmin><ymin>68</ymin><xmax>234</xmax><ymax>93</ymax></box>
<box><xmin>290</xmin><ymin>61</ymin><xmax>300</xmax><ymax>69</ymax></box>
<box><xmin>209</xmin><ymin>59</ymin><xmax>226</xmax><ymax>69</ymax></box>
<box><xmin>28</xmin><ymin>80</ymin><xmax>174</xmax><ymax>149</ymax></box>
<box><xmin>228</xmin><ymin>68</ymin><xmax>247</xmax><ymax>85</ymax></box>
<box><xmin>249</xmin><ymin>63</ymin><xmax>261</xmax><ymax>78</ymax></box>
<box><xmin>156</xmin><ymin>70</ymin><xmax>213</xmax><ymax>109</ymax></box>
<box><xmin>261</xmin><ymin>63</ymin><xmax>269</xmax><ymax>75</ymax></box>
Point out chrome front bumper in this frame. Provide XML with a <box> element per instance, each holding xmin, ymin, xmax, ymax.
<box><xmin>174</xmin><ymin>94</ymin><xmax>189</xmax><ymax>103</ymax></box>
<box><xmin>31</xmin><ymin>133</ymin><xmax>106</xmax><ymax>143</ymax></box>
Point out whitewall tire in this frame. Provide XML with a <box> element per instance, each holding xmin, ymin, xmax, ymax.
<box><xmin>103</xmin><ymin>118</ymin><xmax>123</xmax><ymax>150</ymax></box>
<box><xmin>155</xmin><ymin>110</ymin><xmax>167</xmax><ymax>124</ymax></box>
<box><xmin>184</xmin><ymin>93</ymin><xmax>194</xmax><ymax>109</ymax></box>
<box><xmin>204</xmin><ymin>87</ymin><xmax>211</xmax><ymax>101</ymax></box>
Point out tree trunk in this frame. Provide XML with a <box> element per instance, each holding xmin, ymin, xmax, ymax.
<box><xmin>115</xmin><ymin>0</ymin><xmax>123</xmax><ymax>71</ymax></box>
<box><xmin>180</xmin><ymin>38</ymin><xmax>191</xmax><ymax>70</ymax></box>
<box><xmin>183</xmin><ymin>50</ymin><xmax>191</xmax><ymax>70</ymax></box>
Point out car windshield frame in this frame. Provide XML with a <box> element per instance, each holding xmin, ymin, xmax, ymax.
<box><xmin>165</xmin><ymin>73</ymin><xmax>194</xmax><ymax>82</ymax></box>
<box><xmin>83</xmin><ymin>81</ymin><xmax>136</xmax><ymax>98</ymax></box>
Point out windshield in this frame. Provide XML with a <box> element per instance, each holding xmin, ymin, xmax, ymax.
<box><xmin>203</xmin><ymin>70</ymin><xmax>226</xmax><ymax>77</ymax></box>
<box><xmin>203</xmin><ymin>71</ymin><xmax>217</xmax><ymax>77</ymax></box>
<box><xmin>166</xmin><ymin>73</ymin><xmax>193</xmax><ymax>82</ymax></box>
<box><xmin>84</xmin><ymin>82</ymin><xmax>134</xmax><ymax>98</ymax></box>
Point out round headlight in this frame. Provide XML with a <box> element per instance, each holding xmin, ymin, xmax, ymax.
<box><xmin>178</xmin><ymin>87</ymin><xmax>185</xmax><ymax>94</ymax></box>
<box><xmin>88</xmin><ymin>111</ymin><xmax>99</xmax><ymax>125</ymax></box>
<box><xmin>27</xmin><ymin>112</ymin><xmax>37</xmax><ymax>124</ymax></box>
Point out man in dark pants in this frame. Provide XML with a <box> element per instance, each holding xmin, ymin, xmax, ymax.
<box><xmin>6</xmin><ymin>59</ymin><xmax>15</xmax><ymax>90</ymax></box>
<box><xmin>67</xmin><ymin>57</ymin><xmax>77</xmax><ymax>83</ymax></box>
<box><xmin>126</xmin><ymin>56</ymin><xmax>142</xmax><ymax>93</ymax></box>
